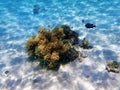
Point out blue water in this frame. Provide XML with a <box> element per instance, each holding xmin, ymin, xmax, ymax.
<box><xmin>0</xmin><ymin>0</ymin><xmax>120</xmax><ymax>90</ymax></box>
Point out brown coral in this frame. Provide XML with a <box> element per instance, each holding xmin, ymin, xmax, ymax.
<box><xmin>25</xmin><ymin>36</ymin><xmax>39</xmax><ymax>56</ymax></box>
<box><xmin>51</xmin><ymin>51</ymin><xmax>59</xmax><ymax>61</ymax></box>
<box><xmin>25</xmin><ymin>25</ymin><xmax>79</xmax><ymax>70</ymax></box>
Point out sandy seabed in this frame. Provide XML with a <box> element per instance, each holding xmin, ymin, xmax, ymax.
<box><xmin>0</xmin><ymin>0</ymin><xmax>120</xmax><ymax>90</ymax></box>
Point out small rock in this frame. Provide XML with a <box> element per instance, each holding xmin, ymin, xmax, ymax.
<box><xmin>4</xmin><ymin>70</ymin><xmax>9</xmax><ymax>76</ymax></box>
<box><xmin>5</xmin><ymin>70</ymin><xmax>9</xmax><ymax>74</ymax></box>
<box><xmin>106</xmin><ymin>61</ymin><xmax>119</xmax><ymax>73</ymax></box>
<box><xmin>79</xmin><ymin>38</ymin><xmax>93</xmax><ymax>49</ymax></box>
<box><xmin>80</xmin><ymin>52</ymin><xmax>88</xmax><ymax>58</ymax></box>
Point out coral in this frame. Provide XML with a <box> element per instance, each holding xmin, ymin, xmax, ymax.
<box><xmin>25</xmin><ymin>36</ymin><xmax>39</xmax><ymax>56</ymax></box>
<box><xmin>61</xmin><ymin>25</ymin><xmax>79</xmax><ymax>45</ymax></box>
<box><xmin>25</xmin><ymin>25</ymin><xmax>79</xmax><ymax>70</ymax></box>
<box><xmin>79</xmin><ymin>38</ymin><xmax>93</xmax><ymax>49</ymax></box>
<box><xmin>106</xmin><ymin>61</ymin><xmax>119</xmax><ymax>73</ymax></box>
<box><xmin>51</xmin><ymin>51</ymin><xmax>59</xmax><ymax>61</ymax></box>
<box><xmin>60</xmin><ymin>48</ymin><xmax>79</xmax><ymax>64</ymax></box>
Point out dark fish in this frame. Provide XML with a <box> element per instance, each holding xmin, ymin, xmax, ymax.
<box><xmin>82</xmin><ymin>19</ymin><xmax>85</xmax><ymax>23</ymax></box>
<box><xmin>33</xmin><ymin>5</ymin><xmax>40</xmax><ymax>14</ymax></box>
<box><xmin>85</xmin><ymin>23</ymin><xmax>96</xmax><ymax>28</ymax></box>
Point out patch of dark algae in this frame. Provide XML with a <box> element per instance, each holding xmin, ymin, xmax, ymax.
<box><xmin>25</xmin><ymin>25</ymin><xmax>79</xmax><ymax>71</ymax></box>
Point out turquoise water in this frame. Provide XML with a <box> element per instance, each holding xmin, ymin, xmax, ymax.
<box><xmin>0</xmin><ymin>0</ymin><xmax>120</xmax><ymax>90</ymax></box>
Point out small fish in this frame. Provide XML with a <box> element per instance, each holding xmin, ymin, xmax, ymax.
<box><xmin>85</xmin><ymin>23</ymin><xmax>96</xmax><ymax>28</ymax></box>
<box><xmin>33</xmin><ymin>5</ymin><xmax>40</xmax><ymax>14</ymax></box>
<box><xmin>82</xmin><ymin>19</ymin><xmax>85</xmax><ymax>23</ymax></box>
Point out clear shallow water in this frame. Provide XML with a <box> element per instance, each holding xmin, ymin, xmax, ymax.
<box><xmin>0</xmin><ymin>0</ymin><xmax>120</xmax><ymax>90</ymax></box>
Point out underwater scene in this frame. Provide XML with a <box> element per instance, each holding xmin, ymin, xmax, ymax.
<box><xmin>0</xmin><ymin>0</ymin><xmax>120</xmax><ymax>90</ymax></box>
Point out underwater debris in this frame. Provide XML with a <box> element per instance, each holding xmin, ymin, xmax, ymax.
<box><xmin>33</xmin><ymin>5</ymin><xmax>40</xmax><ymax>14</ymax></box>
<box><xmin>79</xmin><ymin>38</ymin><xmax>93</xmax><ymax>49</ymax></box>
<box><xmin>106</xmin><ymin>61</ymin><xmax>119</xmax><ymax>73</ymax></box>
<box><xmin>85</xmin><ymin>23</ymin><xmax>96</xmax><ymax>28</ymax></box>
<box><xmin>25</xmin><ymin>25</ymin><xmax>79</xmax><ymax>70</ymax></box>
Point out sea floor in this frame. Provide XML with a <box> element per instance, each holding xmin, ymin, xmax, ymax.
<box><xmin>0</xmin><ymin>0</ymin><xmax>120</xmax><ymax>90</ymax></box>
